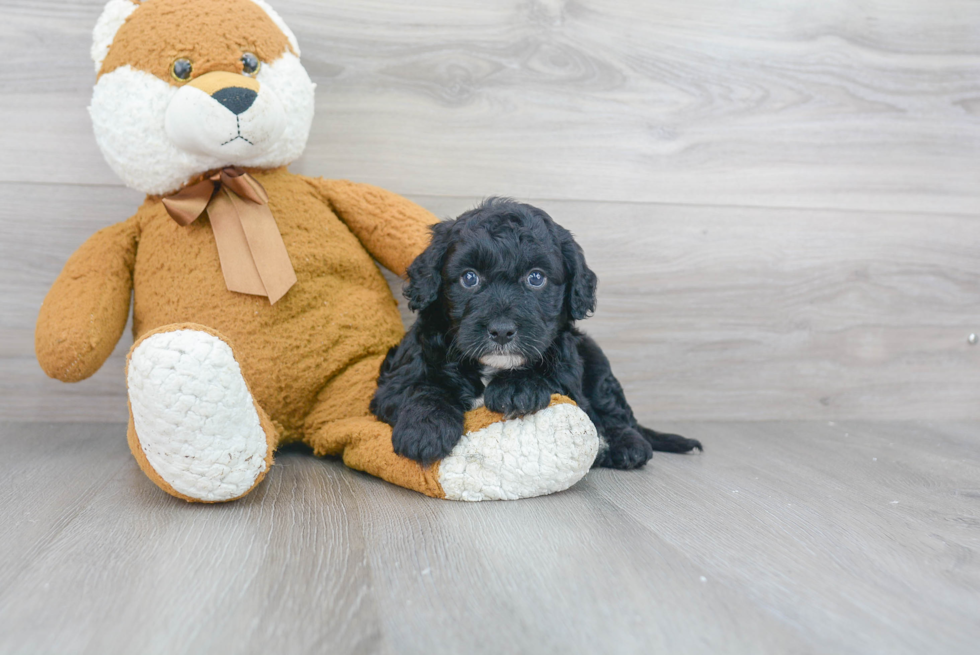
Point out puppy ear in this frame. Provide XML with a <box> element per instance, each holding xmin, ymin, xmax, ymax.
<box><xmin>405</xmin><ymin>220</ymin><xmax>454</xmax><ymax>312</ymax></box>
<box><xmin>559</xmin><ymin>228</ymin><xmax>598</xmax><ymax>320</ymax></box>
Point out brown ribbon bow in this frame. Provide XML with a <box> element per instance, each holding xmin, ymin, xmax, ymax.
<box><xmin>162</xmin><ymin>167</ymin><xmax>297</xmax><ymax>304</ymax></box>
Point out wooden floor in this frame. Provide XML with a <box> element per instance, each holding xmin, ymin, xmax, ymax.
<box><xmin>1</xmin><ymin>420</ymin><xmax>977</xmax><ymax>654</ymax></box>
<box><xmin>2</xmin><ymin>0</ymin><xmax>979</xmax><ymax>653</ymax></box>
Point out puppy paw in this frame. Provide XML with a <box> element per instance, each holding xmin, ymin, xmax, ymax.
<box><xmin>594</xmin><ymin>431</ymin><xmax>653</xmax><ymax>470</ymax></box>
<box><xmin>483</xmin><ymin>377</ymin><xmax>554</xmax><ymax>419</ymax></box>
<box><xmin>391</xmin><ymin>402</ymin><xmax>465</xmax><ymax>465</ymax></box>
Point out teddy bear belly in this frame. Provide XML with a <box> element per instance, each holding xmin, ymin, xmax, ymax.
<box><xmin>132</xmin><ymin>254</ymin><xmax>404</xmax><ymax>439</ymax></box>
<box><xmin>133</xmin><ymin>279</ymin><xmax>403</xmax><ymax>437</ymax></box>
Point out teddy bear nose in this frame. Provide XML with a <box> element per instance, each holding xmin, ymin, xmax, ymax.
<box><xmin>211</xmin><ymin>86</ymin><xmax>257</xmax><ymax>115</ymax></box>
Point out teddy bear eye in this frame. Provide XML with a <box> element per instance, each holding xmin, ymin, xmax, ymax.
<box><xmin>526</xmin><ymin>270</ymin><xmax>547</xmax><ymax>288</ymax></box>
<box><xmin>460</xmin><ymin>270</ymin><xmax>480</xmax><ymax>289</ymax></box>
<box><xmin>241</xmin><ymin>52</ymin><xmax>261</xmax><ymax>77</ymax></box>
<box><xmin>170</xmin><ymin>58</ymin><xmax>193</xmax><ymax>82</ymax></box>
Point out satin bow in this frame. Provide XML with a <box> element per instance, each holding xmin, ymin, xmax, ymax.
<box><xmin>162</xmin><ymin>167</ymin><xmax>296</xmax><ymax>304</ymax></box>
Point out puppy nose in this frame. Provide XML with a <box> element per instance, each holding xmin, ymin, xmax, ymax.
<box><xmin>211</xmin><ymin>86</ymin><xmax>257</xmax><ymax>115</ymax></box>
<box><xmin>488</xmin><ymin>321</ymin><xmax>517</xmax><ymax>345</ymax></box>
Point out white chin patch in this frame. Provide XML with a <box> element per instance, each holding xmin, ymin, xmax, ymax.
<box><xmin>479</xmin><ymin>353</ymin><xmax>527</xmax><ymax>369</ymax></box>
<box><xmin>90</xmin><ymin>54</ymin><xmax>315</xmax><ymax>195</ymax></box>
<box><xmin>165</xmin><ymin>85</ymin><xmax>286</xmax><ymax>159</ymax></box>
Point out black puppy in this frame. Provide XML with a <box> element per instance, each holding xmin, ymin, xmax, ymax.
<box><xmin>370</xmin><ymin>198</ymin><xmax>702</xmax><ymax>467</ymax></box>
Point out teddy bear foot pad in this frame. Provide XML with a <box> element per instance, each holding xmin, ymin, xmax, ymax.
<box><xmin>127</xmin><ymin>329</ymin><xmax>273</xmax><ymax>502</ymax></box>
<box><xmin>437</xmin><ymin>399</ymin><xmax>600</xmax><ymax>501</ymax></box>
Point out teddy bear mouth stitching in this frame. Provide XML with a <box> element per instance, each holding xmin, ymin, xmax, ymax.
<box><xmin>220</xmin><ymin>115</ymin><xmax>255</xmax><ymax>147</ymax></box>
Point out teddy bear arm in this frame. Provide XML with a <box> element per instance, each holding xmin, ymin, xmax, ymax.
<box><xmin>303</xmin><ymin>177</ymin><xmax>439</xmax><ymax>277</ymax></box>
<box><xmin>35</xmin><ymin>216</ymin><xmax>140</xmax><ymax>382</ymax></box>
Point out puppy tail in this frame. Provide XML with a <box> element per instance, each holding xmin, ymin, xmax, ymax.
<box><xmin>636</xmin><ymin>425</ymin><xmax>703</xmax><ymax>454</ymax></box>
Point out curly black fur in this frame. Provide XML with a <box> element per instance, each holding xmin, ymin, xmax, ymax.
<box><xmin>370</xmin><ymin>198</ymin><xmax>702</xmax><ymax>466</ymax></box>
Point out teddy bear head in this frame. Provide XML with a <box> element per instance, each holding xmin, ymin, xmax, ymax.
<box><xmin>90</xmin><ymin>0</ymin><xmax>316</xmax><ymax>196</ymax></box>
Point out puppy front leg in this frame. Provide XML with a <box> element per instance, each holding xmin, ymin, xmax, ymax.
<box><xmin>371</xmin><ymin>336</ymin><xmax>470</xmax><ymax>465</ymax></box>
<box><xmin>391</xmin><ymin>389</ymin><xmax>466</xmax><ymax>465</ymax></box>
<box><xmin>483</xmin><ymin>371</ymin><xmax>558</xmax><ymax>419</ymax></box>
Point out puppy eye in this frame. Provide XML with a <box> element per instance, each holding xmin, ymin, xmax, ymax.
<box><xmin>460</xmin><ymin>270</ymin><xmax>480</xmax><ymax>289</ymax></box>
<box><xmin>170</xmin><ymin>58</ymin><xmax>193</xmax><ymax>82</ymax></box>
<box><xmin>241</xmin><ymin>52</ymin><xmax>261</xmax><ymax>77</ymax></box>
<box><xmin>526</xmin><ymin>270</ymin><xmax>547</xmax><ymax>288</ymax></box>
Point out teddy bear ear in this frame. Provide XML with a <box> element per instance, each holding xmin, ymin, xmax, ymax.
<box><xmin>248</xmin><ymin>0</ymin><xmax>301</xmax><ymax>57</ymax></box>
<box><xmin>91</xmin><ymin>0</ymin><xmax>140</xmax><ymax>75</ymax></box>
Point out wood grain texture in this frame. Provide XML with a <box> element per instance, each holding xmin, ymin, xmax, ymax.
<box><xmin>3</xmin><ymin>2</ymin><xmax>979</xmax><ymax>653</ymax></box>
<box><xmin>1</xmin><ymin>420</ymin><xmax>977</xmax><ymax>654</ymax></box>
<box><xmin>0</xmin><ymin>424</ymin><xmax>384</xmax><ymax>654</ymax></box>
<box><xmin>5</xmin><ymin>186</ymin><xmax>977</xmax><ymax>421</ymax></box>
<box><xmin>2</xmin><ymin>1</ymin><xmax>980</xmax><ymax>214</ymax></box>
<box><xmin>414</xmin><ymin>197</ymin><xmax>980</xmax><ymax>421</ymax></box>
<box><xmin>2</xmin><ymin>0</ymin><xmax>979</xmax><ymax>422</ymax></box>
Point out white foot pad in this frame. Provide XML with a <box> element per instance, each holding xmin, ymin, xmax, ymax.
<box><xmin>438</xmin><ymin>403</ymin><xmax>599</xmax><ymax>501</ymax></box>
<box><xmin>128</xmin><ymin>330</ymin><xmax>269</xmax><ymax>502</ymax></box>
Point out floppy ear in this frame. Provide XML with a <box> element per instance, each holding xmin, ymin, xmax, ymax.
<box><xmin>559</xmin><ymin>228</ymin><xmax>598</xmax><ymax>320</ymax></box>
<box><xmin>405</xmin><ymin>220</ymin><xmax>454</xmax><ymax>312</ymax></box>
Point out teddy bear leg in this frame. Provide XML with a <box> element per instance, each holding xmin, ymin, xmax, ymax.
<box><xmin>302</xmin><ymin>355</ymin><xmax>445</xmax><ymax>497</ymax></box>
<box><xmin>307</xmin><ymin>415</ymin><xmax>447</xmax><ymax>498</ymax></box>
<box><xmin>303</xmin><ymin>355</ymin><xmax>600</xmax><ymax>500</ymax></box>
<box><xmin>126</xmin><ymin>324</ymin><xmax>278</xmax><ymax>503</ymax></box>
<box><xmin>438</xmin><ymin>397</ymin><xmax>601</xmax><ymax>501</ymax></box>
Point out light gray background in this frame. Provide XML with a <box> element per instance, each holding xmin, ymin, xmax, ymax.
<box><xmin>1</xmin><ymin>1</ymin><xmax>978</xmax><ymax>653</ymax></box>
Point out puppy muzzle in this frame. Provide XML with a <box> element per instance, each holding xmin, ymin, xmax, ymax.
<box><xmin>478</xmin><ymin>351</ymin><xmax>527</xmax><ymax>369</ymax></box>
<box><xmin>474</xmin><ymin>335</ymin><xmax>528</xmax><ymax>369</ymax></box>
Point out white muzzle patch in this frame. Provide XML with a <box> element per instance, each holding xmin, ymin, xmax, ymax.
<box><xmin>479</xmin><ymin>353</ymin><xmax>527</xmax><ymax>369</ymax></box>
<box><xmin>89</xmin><ymin>53</ymin><xmax>315</xmax><ymax>195</ymax></box>
<box><xmin>165</xmin><ymin>83</ymin><xmax>286</xmax><ymax>160</ymax></box>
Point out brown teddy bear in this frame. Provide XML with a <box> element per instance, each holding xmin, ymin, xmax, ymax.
<box><xmin>35</xmin><ymin>0</ymin><xmax>598</xmax><ymax>503</ymax></box>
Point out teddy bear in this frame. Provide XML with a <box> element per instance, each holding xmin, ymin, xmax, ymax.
<box><xmin>34</xmin><ymin>0</ymin><xmax>599</xmax><ymax>503</ymax></box>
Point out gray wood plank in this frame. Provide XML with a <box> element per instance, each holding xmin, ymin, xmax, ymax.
<box><xmin>1</xmin><ymin>1</ymin><xmax>979</xmax><ymax>214</ymax></box>
<box><xmin>593</xmin><ymin>420</ymin><xmax>980</xmax><ymax>655</ymax></box>
<box><xmin>4</xmin><ymin>0</ymin><xmax>979</xmax><ymax>652</ymax></box>
<box><xmin>0</xmin><ymin>424</ymin><xmax>387</xmax><ymax>655</ymax></box>
<box><xmin>0</xmin><ymin>356</ymin><xmax>130</xmax><ymax>422</ymax></box>
<box><xmin>5</xmin><ymin>186</ymin><xmax>978</xmax><ymax>421</ymax></box>
<box><xmin>1</xmin><ymin>420</ymin><xmax>977</xmax><ymax>654</ymax></box>
<box><xmin>3</xmin><ymin>0</ymin><xmax>979</xmax><ymax>420</ymax></box>
<box><xmin>341</xmin><ymin>471</ymin><xmax>813</xmax><ymax>654</ymax></box>
<box><xmin>416</xmin><ymin>197</ymin><xmax>980</xmax><ymax>421</ymax></box>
